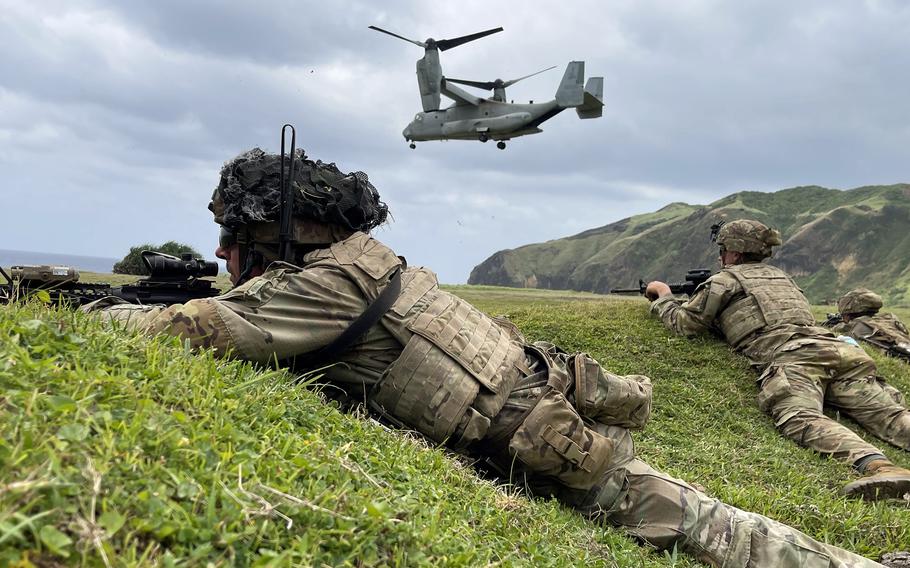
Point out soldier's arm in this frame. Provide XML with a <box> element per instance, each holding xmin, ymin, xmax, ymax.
<box><xmin>649</xmin><ymin>274</ymin><xmax>735</xmax><ymax>337</ymax></box>
<box><xmin>828</xmin><ymin>322</ymin><xmax>848</xmax><ymax>334</ymax></box>
<box><xmin>83</xmin><ymin>296</ymin><xmax>235</xmax><ymax>354</ymax></box>
<box><xmin>845</xmin><ymin>319</ymin><xmax>874</xmax><ymax>340</ymax></box>
<box><xmin>85</xmin><ymin>265</ymin><xmax>371</xmax><ymax>364</ymax></box>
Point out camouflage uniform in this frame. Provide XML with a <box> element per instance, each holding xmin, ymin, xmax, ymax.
<box><xmin>651</xmin><ymin>226</ymin><xmax>910</xmax><ymax>468</ymax></box>
<box><xmin>833</xmin><ymin>289</ymin><xmax>910</xmax><ymax>362</ymax></box>
<box><xmin>90</xmin><ymin>231</ymin><xmax>882</xmax><ymax>567</ymax></box>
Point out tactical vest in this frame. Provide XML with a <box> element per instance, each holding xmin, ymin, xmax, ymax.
<box><xmin>303</xmin><ymin>233</ymin><xmax>526</xmax><ymax>450</ymax></box>
<box><xmin>846</xmin><ymin>314</ymin><xmax>910</xmax><ymax>348</ymax></box>
<box><xmin>716</xmin><ymin>264</ymin><xmax>815</xmax><ymax>347</ymax></box>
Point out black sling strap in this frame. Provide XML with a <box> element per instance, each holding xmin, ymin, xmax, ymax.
<box><xmin>287</xmin><ymin>267</ymin><xmax>402</xmax><ymax>373</ymax></box>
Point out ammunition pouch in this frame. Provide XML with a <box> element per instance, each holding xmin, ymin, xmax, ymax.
<box><xmin>509</xmin><ymin>389</ymin><xmax>615</xmax><ymax>490</ymax></box>
<box><xmin>506</xmin><ymin>345</ymin><xmax>651</xmax><ymax>491</ymax></box>
<box><xmin>572</xmin><ymin>353</ymin><xmax>652</xmax><ymax>429</ymax></box>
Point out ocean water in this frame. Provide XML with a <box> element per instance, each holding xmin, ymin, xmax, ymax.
<box><xmin>0</xmin><ymin>249</ymin><xmax>120</xmax><ymax>273</ymax></box>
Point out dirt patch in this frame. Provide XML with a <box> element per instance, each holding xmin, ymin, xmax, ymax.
<box><xmin>833</xmin><ymin>254</ymin><xmax>858</xmax><ymax>278</ymax></box>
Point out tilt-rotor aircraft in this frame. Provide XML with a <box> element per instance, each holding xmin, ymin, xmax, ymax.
<box><xmin>369</xmin><ymin>25</ymin><xmax>604</xmax><ymax>150</ymax></box>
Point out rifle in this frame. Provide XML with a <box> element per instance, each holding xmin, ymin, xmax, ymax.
<box><xmin>1</xmin><ymin>251</ymin><xmax>220</xmax><ymax>307</ymax></box>
<box><xmin>610</xmin><ymin>268</ymin><xmax>712</xmax><ymax>297</ymax></box>
<box><xmin>822</xmin><ymin>312</ymin><xmax>844</xmax><ymax>327</ymax></box>
<box><xmin>861</xmin><ymin>336</ymin><xmax>910</xmax><ymax>363</ymax></box>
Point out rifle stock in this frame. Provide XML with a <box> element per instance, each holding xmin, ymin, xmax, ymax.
<box><xmin>857</xmin><ymin>335</ymin><xmax>910</xmax><ymax>364</ymax></box>
<box><xmin>1</xmin><ymin>251</ymin><xmax>221</xmax><ymax>307</ymax></box>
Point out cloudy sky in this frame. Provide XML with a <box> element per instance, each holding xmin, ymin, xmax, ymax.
<box><xmin>2</xmin><ymin>1</ymin><xmax>908</xmax><ymax>283</ymax></box>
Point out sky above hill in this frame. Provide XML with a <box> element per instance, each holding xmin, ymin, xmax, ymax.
<box><xmin>1</xmin><ymin>1</ymin><xmax>908</xmax><ymax>283</ymax></box>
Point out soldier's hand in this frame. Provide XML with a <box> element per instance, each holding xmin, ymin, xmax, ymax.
<box><xmin>645</xmin><ymin>281</ymin><xmax>671</xmax><ymax>301</ymax></box>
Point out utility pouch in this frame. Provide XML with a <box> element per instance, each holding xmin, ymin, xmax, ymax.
<box><xmin>755</xmin><ymin>365</ymin><xmax>797</xmax><ymax>424</ymax></box>
<box><xmin>573</xmin><ymin>354</ymin><xmax>652</xmax><ymax>429</ymax></box>
<box><xmin>508</xmin><ymin>390</ymin><xmax>614</xmax><ymax>490</ymax></box>
<box><xmin>876</xmin><ymin>376</ymin><xmax>907</xmax><ymax>406</ymax></box>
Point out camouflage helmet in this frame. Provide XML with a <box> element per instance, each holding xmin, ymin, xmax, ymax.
<box><xmin>713</xmin><ymin>219</ymin><xmax>782</xmax><ymax>258</ymax></box>
<box><xmin>209</xmin><ymin>148</ymin><xmax>389</xmax><ymax>235</ymax></box>
<box><xmin>837</xmin><ymin>288</ymin><xmax>883</xmax><ymax>316</ymax></box>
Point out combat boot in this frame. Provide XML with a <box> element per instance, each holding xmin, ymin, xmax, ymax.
<box><xmin>843</xmin><ymin>459</ymin><xmax>910</xmax><ymax>501</ymax></box>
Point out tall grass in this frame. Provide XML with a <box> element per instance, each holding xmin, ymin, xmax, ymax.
<box><xmin>2</xmin><ymin>287</ymin><xmax>908</xmax><ymax>566</ymax></box>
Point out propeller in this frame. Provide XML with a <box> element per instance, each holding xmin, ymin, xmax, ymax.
<box><xmin>445</xmin><ymin>66</ymin><xmax>557</xmax><ymax>91</ymax></box>
<box><xmin>368</xmin><ymin>25</ymin><xmax>503</xmax><ymax>51</ymax></box>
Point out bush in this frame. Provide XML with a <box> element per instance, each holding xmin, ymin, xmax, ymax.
<box><xmin>112</xmin><ymin>241</ymin><xmax>201</xmax><ymax>275</ymax></box>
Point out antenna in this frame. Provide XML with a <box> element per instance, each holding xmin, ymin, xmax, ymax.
<box><xmin>278</xmin><ymin>124</ymin><xmax>297</xmax><ymax>262</ymax></box>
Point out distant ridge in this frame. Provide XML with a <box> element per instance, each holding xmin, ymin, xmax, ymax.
<box><xmin>469</xmin><ymin>184</ymin><xmax>910</xmax><ymax>306</ymax></box>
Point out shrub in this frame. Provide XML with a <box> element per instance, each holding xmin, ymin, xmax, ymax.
<box><xmin>112</xmin><ymin>241</ymin><xmax>201</xmax><ymax>275</ymax></box>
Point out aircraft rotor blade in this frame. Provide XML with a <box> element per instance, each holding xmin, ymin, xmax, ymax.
<box><xmin>446</xmin><ymin>65</ymin><xmax>558</xmax><ymax>92</ymax></box>
<box><xmin>501</xmin><ymin>65</ymin><xmax>557</xmax><ymax>88</ymax></box>
<box><xmin>368</xmin><ymin>25</ymin><xmax>426</xmax><ymax>48</ymax></box>
<box><xmin>444</xmin><ymin>77</ymin><xmax>497</xmax><ymax>90</ymax></box>
<box><xmin>436</xmin><ymin>27</ymin><xmax>503</xmax><ymax>51</ymax></box>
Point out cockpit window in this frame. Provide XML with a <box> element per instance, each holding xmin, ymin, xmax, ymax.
<box><xmin>414</xmin><ymin>114</ymin><xmax>423</xmax><ymax>122</ymax></box>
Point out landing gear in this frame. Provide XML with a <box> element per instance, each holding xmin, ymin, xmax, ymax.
<box><xmin>479</xmin><ymin>133</ymin><xmax>489</xmax><ymax>143</ymax></box>
<box><xmin>496</xmin><ymin>141</ymin><xmax>506</xmax><ymax>150</ymax></box>
<box><xmin>409</xmin><ymin>142</ymin><xmax>416</xmax><ymax>149</ymax></box>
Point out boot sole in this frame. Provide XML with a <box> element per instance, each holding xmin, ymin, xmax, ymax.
<box><xmin>843</xmin><ymin>475</ymin><xmax>910</xmax><ymax>501</ymax></box>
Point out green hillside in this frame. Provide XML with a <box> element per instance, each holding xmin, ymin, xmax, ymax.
<box><xmin>468</xmin><ymin>184</ymin><xmax>910</xmax><ymax>306</ymax></box>
<box><xmin>3</xmin><ymin>289</ymin><xmax>910</xmax><ymax>566</ymax></box>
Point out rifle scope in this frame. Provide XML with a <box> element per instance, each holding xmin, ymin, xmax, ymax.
<box><xmin>142</xmin><ymin>251</ymin><xmax>218</xmax><ymax>279</ymax></box>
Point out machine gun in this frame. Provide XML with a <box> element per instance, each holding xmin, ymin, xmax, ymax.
<box><xmin>610</xmin><ymin>268</ymin><xmax>713</xmax><ymax>297</ymax></box>
<box><xmin>0</xmin><ymin>251</ymin><xmax>220</xmax><ymax>307</ymax></box>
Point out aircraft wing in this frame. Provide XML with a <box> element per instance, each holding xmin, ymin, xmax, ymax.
<box><xmin>440</xmin><ymin>79</ymin><xmax>482</xmax><ymax>106</ymax></box>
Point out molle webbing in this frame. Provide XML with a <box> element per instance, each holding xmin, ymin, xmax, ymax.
<box><xmin>299</xmin><ymin>236</ymin><xmax>526</xmax><ymax>450</ymax></box>
<box><xmin>722</xmin><ymin>264</ymin><xmax>813</xmax><ymax>346</ymax></box>
<box><xmin>717</xmin><ymin>294</ymin><xmax>765</xmax><ymax>347</ymax></box>
<box><xmin>371</xmin><ymin>286</ymin><xmax>525</xmax><ymax>448</ymax></box>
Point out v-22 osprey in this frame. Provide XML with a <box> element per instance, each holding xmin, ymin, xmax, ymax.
<box><xmin>369</xmin><ymin>25</ymin><xmax>604</xmax><ymax>150</ymax></box>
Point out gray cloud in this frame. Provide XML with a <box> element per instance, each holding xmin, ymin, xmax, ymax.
<box><xmin>1</xmin><ymin>0</ymin><xmax>907</xmax><ymax>284</ymax></box>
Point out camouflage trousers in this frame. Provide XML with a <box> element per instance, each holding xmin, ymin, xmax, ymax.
<box><xmin>604</xmin><ymin>455</ymin><xmax>882</xmax><ymax>567</ymax></box>
<box><xmin>756</xmin><ymin>336</ymin><xmax>910</xmax><ymax>464</ymax></box>
<box><xmin>484</xmin><ymin>352</ymin><xmax>881</xmax><ymax>568</ymax></box>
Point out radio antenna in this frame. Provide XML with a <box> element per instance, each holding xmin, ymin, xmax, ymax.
<box><xmin>278</xmin><ymin>124</ymin><xmax>297</xmax><ymax>262</ymax></box>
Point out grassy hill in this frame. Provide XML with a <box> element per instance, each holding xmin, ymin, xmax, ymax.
<box><xmin>2</xmin><ymin>288</ymin><xmax>910</xmax><ymax>566</ymax></box>
<box><xmin>468</xmin><ymin>184</ymin><xmax>910</xmax><ymax>306</ymax></box>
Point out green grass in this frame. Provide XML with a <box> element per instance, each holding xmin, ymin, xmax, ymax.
<box><xmin>2</xmin><ymin>287</ymin><xmax>910</xmax><ymax>566</ymax></box>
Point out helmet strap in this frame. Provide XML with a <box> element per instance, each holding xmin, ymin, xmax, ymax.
<box><xmin>235</xmin><ymin>229</ymin><xmax>264</xmax><ymax>286</ymax></box>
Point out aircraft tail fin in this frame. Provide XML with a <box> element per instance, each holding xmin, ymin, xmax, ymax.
<box><xmin>576</xmin><ymin>77</ymin><xmax>604</xmax><ymax>119</ymax></box>
<box><xmin>555</xmin><ymin>61</ymin><xmax>585</xmax><ymax>108</ymax></box>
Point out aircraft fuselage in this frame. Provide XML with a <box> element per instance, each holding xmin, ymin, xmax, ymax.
<box><xmin>403</xmin><ymin>99</ymin><xmax>560</xmax><ymax>142</ymax></box>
